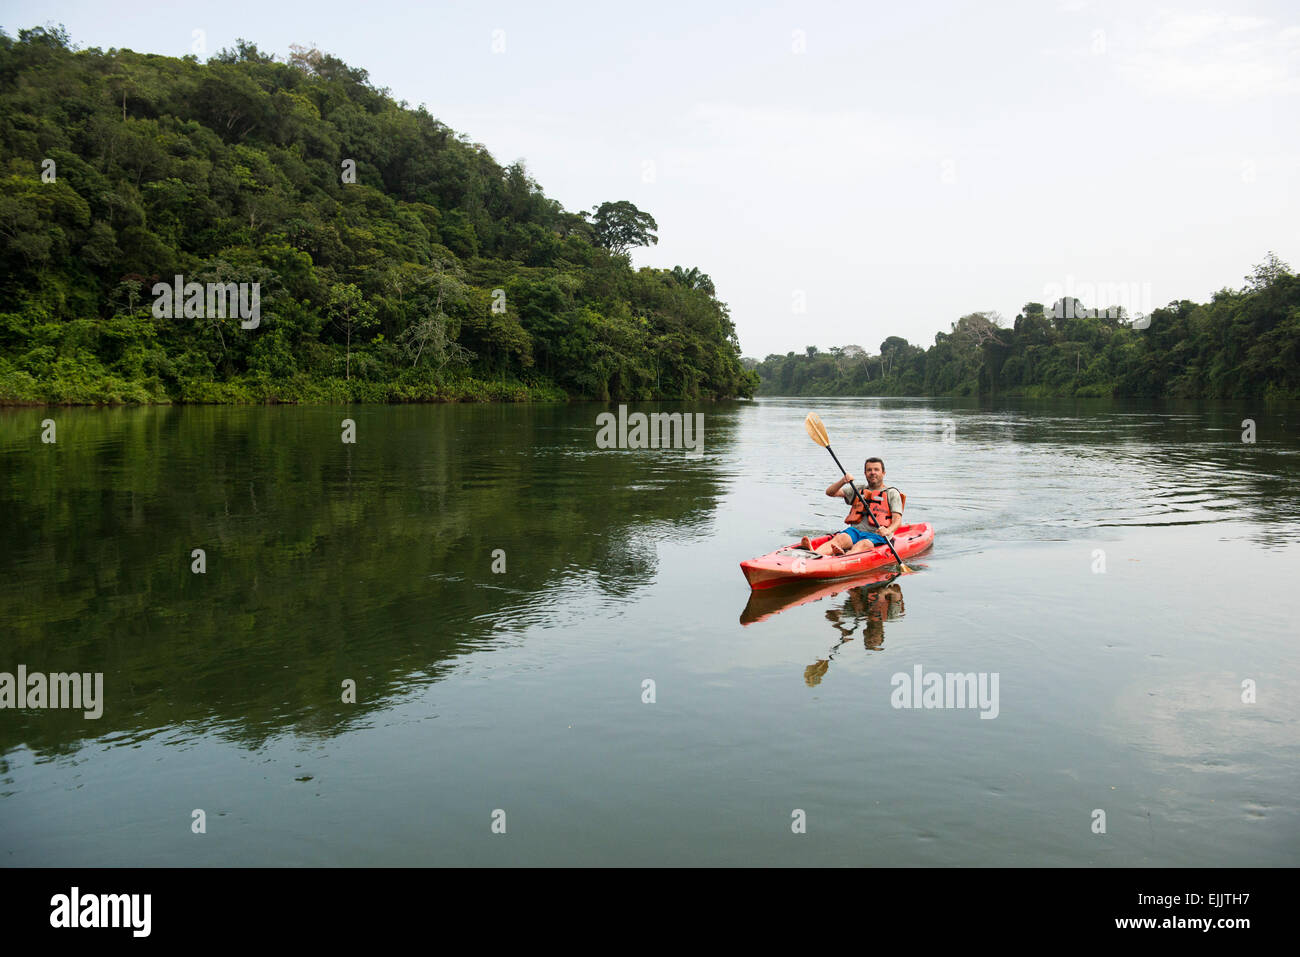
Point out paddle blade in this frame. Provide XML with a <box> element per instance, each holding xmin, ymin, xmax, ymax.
<box><xmin>804</xmin><ymin>412</ymin><xmax>830</xmax><ymax>447</ymax></box>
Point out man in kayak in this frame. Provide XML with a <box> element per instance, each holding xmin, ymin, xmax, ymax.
<box><xmin>800</xmin><ymin>457</ymin><xmax>903</xmax><ymax>556</ymax></box>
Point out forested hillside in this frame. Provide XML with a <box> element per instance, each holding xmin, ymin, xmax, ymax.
<box><xmin>0</xmin><ymin>27</ymin><xmax>758</xmax><ymax>403</ymax></box>
<box><xmin>752</xmin><ymin>255</ymin><xmax>1300</xmax><ymax>399</ymax></box>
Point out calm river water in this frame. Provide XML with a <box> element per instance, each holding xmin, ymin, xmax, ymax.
<box><xmin>1</xmin><ymin>397</ymin><xmax>1297</xmax><ymax>865</ymax></box>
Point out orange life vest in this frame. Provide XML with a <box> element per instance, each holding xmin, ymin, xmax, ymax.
<box><xmin>846</xmin><ymin>486</ymin><xmax>905</xmax><ymax>528</ymax></box>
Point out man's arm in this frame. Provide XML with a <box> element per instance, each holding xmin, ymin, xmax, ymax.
<box><xmin>826</xmin><ymin>474</ymin><xmax>854</xmax><ymax>497</ymax></box>
<box><xmin>882</xmin><ymin>488</ymin><xmax>904</xmax><ymax>538</ymax></box>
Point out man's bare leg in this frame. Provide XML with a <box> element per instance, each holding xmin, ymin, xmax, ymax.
<box><xmin>814</xmin><ymin>532</ymin><xmax>853</xmax><ymax>556</ymax></box>
<box><xmin>847</xmin><ymin>534</ymin><xmax>890</xmax><ymax>555</ymax></box>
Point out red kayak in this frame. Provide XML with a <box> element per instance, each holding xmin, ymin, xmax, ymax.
<box><xmin>739</xmin><ymin>523</ymin><xmax>935</xmax><ymax>590</ymax></box>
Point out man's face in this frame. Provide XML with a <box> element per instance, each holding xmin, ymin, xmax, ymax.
<box><xmin>864</xmin><ymin>461</ymin><xmax>884</xmax><ymax>487</ymax></box>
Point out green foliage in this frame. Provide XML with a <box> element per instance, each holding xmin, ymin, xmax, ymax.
<box><xmin>752</xmin><ymin>258</ymin><xmax>1300</xmax><ymax>399</ymax></box>
<box><xmin>589</xmin><ymin>200</ymin><xmax>658</xmax><ymax>257</ymax></box>
<box><xmin>0</xmin><ymin>30</ymin><xmax>753</xmax><ymax>404</ymax></box>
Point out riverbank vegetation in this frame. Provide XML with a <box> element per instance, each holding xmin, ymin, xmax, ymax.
<box><xmin>750</xmin><ymin>255</ymin><xmax>1299</xmax><ymax>399</ymax></box>
<box><xmin>0</xmin><ymin>27</ymin><xmax>757</xmax><ymax>404</ymax></box>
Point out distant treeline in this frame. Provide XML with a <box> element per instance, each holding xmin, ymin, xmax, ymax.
<box><xmin>749</xmin><ymin>257</ymin><xmax>1300</xmax><ymax>399</ymax></box>
<box><xmin>0</xmin><ymin>27</ymin><xmax>757</xmax><ymax>404</ymax></box>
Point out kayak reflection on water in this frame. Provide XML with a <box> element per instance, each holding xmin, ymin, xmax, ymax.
<box><xmin>804</xmin><ymin>579</ymin><xmax>906</xmax><ymax>686</ymax></box>
<box><xmin>740</xmin><ymin>564</ymin><xmax>916</xmax><ymax>627</ymax></box>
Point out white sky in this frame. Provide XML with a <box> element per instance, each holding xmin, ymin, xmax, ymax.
<box><xmin>3</xmin><ymin>0</ymin><xmax>1296</xmax><ymax>358</ymax></box>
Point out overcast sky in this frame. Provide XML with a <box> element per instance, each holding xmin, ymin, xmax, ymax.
<box><xmin>4</xmin><ymin>0</ymin><xmax>1296</xmax><ymax>358</ymax></box>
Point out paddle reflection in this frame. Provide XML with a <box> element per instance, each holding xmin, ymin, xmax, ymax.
<box><xmin>739</xmin><ymin>567</ymin><xmax>917</xmax><ymax>684</ymax></box>
<box><xmin>803</xmin><ymin>578</ymin><xmax>905</xmax><ymax>685</ymax></box>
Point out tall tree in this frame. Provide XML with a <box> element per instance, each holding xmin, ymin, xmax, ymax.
<box><xmin>327</xmin><ymin>283</ymin><xmax>378</xmax><ymax>380</ymax></box>
<box><xmin>590</xmin><ymin>201</ymin><xmax>658</xmax><ymax>256</ymax></box>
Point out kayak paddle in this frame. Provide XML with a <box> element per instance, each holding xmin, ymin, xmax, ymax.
<box><xmin>803</xmin><ymin>412</ymin><xmax>912</xmax><ymax>572</ymax></box>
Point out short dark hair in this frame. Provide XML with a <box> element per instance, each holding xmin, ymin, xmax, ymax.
<box><xmin>864</xmin><ymin>456</ymin><xmax>884</xmax><ymax>471</ymax></box>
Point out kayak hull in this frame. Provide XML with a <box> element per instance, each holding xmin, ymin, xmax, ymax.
<box><xmin>739</xmin><ymin>523</ymin><xmax>934</xmax><ymax>590</ymax></box>
<box><xmin>740</xmin><ymin>565</ymin><xmax>905</xmax><ymax>625</ymax></box>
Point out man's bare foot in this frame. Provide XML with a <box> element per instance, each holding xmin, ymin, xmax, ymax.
<box><xmin>829</xmin><ymin>543</ymin><xmax>845</xmax><ymax>556</ymax></box>
<box><xmin>799</xmin><ymin>536</ymin><xmax>814</xmax><ymax>550</ymax></box>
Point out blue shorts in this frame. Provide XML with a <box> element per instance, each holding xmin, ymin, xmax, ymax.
<box><xmin>842</xmin><ymin>527</ymin><xmax>888</xmax><ymax>546</ymax></box>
